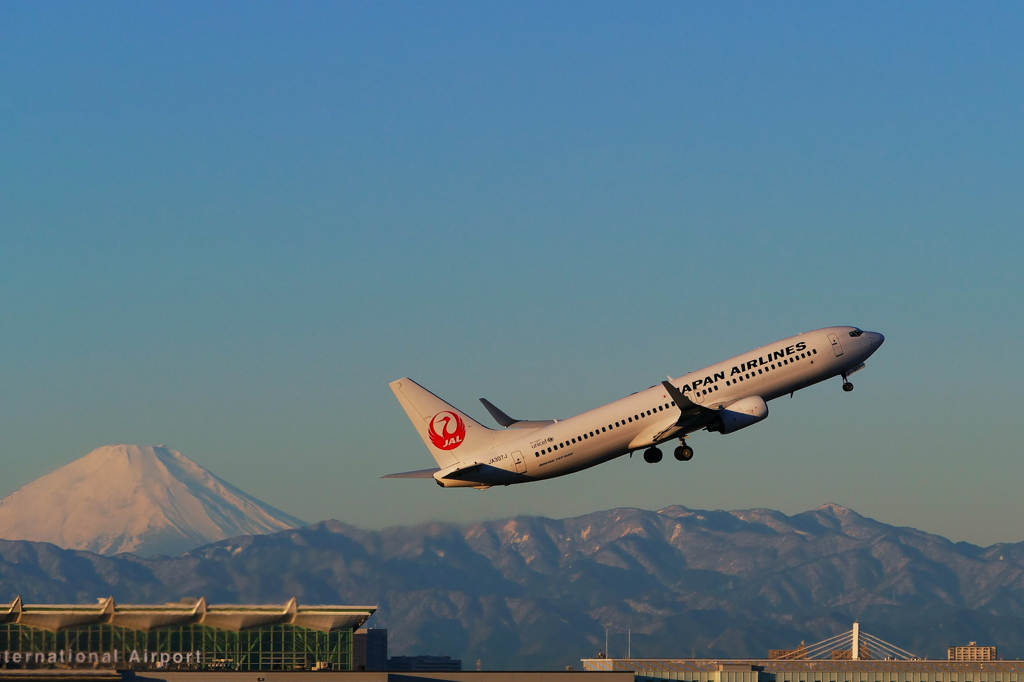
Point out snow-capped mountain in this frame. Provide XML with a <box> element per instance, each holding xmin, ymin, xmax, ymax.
<box><xmin>0</xmin><ymin>444</ymin><xmax>304</xmax><ymax>556</ymax></box>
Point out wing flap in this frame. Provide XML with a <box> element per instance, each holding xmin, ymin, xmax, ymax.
<box><xmin>628</xmin><ymin>416</ymin><xmax>684</xmax><ymax>451</ymax></box>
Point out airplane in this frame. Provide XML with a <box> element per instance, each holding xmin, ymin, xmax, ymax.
<box><xmin>385</xmin><ymin>326</ymin><xmax>884</xmax><ymax>489</ymax></box>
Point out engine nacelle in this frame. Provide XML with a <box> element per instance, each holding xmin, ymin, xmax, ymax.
<box><xmin>706</xmin><ymin>396</ymin><xmax>768</xmax><ymax>434</ymax></box>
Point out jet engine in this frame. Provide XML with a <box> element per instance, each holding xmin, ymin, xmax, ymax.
<box><xmin>706</xmin><ymin>396</ymin><xmax>768</xmax><ymax>434</ymax></box>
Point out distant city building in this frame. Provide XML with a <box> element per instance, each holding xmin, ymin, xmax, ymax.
<box><xmin>949</xmin><ymin>642</ymin><xmax>997</xmax><ymax>661</ymax></box>
<box><xmin>354</xmin><ymin>628</ymin><xmax>388</xmax><ymax>671</ymax></box>
<box><xmin>769</xmin><ymin>644</ymin><xmax>807</xmax><ymax>660</ymax></box>
<box><xmin>388</xmin><ymin>655</ymin><xmax>462</xmax><ymax>672</ymax></box>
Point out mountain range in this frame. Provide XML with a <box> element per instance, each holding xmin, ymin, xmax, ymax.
<box><xmin>0</xmin><ymin>445</ymin><xmax>304</xmax><ymax>556</ymax></box>
<box><xmin>2</xmin><ymin>503</ymin><xmax>1024</xmax><ymax>670</ymax></box>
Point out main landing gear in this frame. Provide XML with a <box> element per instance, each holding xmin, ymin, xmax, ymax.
<box><xmin>841</xmin><ymin>372</ymin><xmax>854</xmax><ymax>392</ymax></box>
<box><xmin>643</xmin><ymin>442</ymin><xmax>695</xmax><ymax>463</ymax></box>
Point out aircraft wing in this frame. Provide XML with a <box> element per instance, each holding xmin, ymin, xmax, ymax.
<box><xmin>381</xmin><ymin>468</ymin><xmax>441</xmax><ymax>479</ymax></box>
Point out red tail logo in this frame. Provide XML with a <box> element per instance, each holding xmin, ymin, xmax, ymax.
<box><xmin>428</xmin><ymin>411</ymin><xmax>466</xmax><ymax>450</ymax></box>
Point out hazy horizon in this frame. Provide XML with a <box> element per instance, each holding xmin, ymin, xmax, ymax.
<box><xmin>2</xmin><ymin>441</ymin><xmax>1015</xmax><ymax>553</ymax></box>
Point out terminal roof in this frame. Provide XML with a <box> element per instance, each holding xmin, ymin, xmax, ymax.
<box><xmin>1</xmin><ymin>596</ymin><xmax>375</xmax><ymax>633</ymax></box>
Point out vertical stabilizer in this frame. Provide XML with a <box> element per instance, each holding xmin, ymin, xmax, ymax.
<box><xmin>389</xmin><ymin>378</ymin><xmax>496</xmax><ymax>469</ymax></box>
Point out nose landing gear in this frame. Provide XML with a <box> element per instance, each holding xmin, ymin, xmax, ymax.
<box><xmin>643</xmin><ymin>447</ymin><xmax>663</xmax><ymax>463</ymax></box>
<box><xmin>841</xmin><ymin>372</ymin><xmax>854</xmax><ymax>392</ymax></box>
<box><xmin>674</xmin><ymin>444</ymin><xmax>694</xmax><ymax>461</ymax></box>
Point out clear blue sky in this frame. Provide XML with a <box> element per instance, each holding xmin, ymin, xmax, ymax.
<box><xmin>2</xmin><ymin>2</ymin><xmax>1022</xmax><ymax>546</ymax></box>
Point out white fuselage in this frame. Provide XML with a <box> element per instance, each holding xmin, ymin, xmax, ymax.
<box><xmin>438</xmin><ymin>326</ymin><xmax>884</xmax><ymax>487</ymax></box>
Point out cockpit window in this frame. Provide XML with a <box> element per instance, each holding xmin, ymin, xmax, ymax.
<box><xmin>849</xmin><ymin>328</ymin><xmax>864</xmax><ymax>337</ymax></box>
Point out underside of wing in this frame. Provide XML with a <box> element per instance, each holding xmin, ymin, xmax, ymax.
<box><xmin>381</xmin><ymin>468</ymin><xmax>441</xmax><ymax>479</ymax></box>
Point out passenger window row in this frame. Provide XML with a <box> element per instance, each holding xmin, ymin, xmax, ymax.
<box><xmin>534</xmin><ymin>400</ymin><xmax>678</xmax><ymax>457</ymax></box>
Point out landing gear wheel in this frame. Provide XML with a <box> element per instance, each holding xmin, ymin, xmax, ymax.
<box><xmin>843</xmin><ymin>382</ymin><xmax>854</xmax><ymax>392</ymax></box>
<box><xmin>674</xmin><ymin>445</ymin><xmax>694</xmax><ymax>461</ymax></box>
<box><xmin>643</xmin><ymin>447</ymin><xmax>663</xmax><ymax>463</ymax></box>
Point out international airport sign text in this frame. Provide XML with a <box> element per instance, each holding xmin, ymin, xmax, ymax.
<box><xmin>2</xmin><ymin>648</ymin><xmax>204</xmax><ymax>666</ymax></box>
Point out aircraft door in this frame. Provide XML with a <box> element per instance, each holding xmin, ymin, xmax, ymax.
<box><xmin>827</xmin><ymin>333</ymin><xmax>844</xmax><ymax>357</ymax></box>
<box><xmin>511</xmin><ymin>450</ymin><xmax>526</xmax><ymax>474</ymax></box>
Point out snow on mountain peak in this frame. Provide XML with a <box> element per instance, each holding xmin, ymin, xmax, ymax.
<box><xmin>0</xmin><ymin>444</ymin><xmax>304</xmax><ymax>557</ymax></box>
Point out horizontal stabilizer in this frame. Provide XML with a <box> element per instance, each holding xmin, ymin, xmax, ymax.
<box><xmin>441</xmin><ymin>463</ymin><xmax>483</xmax><ymax>479</ymax></box>
<box><xmin>479</xmin><ymin>398</ymin><xmax>517</xmax><ymax>427</ymax></box>
<box><xmin>436</xmin><ymin>462</ymin><xmax>515</xmax><ymax>487</ymax></box>
<box><xmin>479</xmin><ymin>398</ymin><xmax>555</xmax><ymax>429</ymax></box>
<box><xmin>381</xmin><ymin>468</ymin><xmax>441</xmax><ymax>479</ymax></box>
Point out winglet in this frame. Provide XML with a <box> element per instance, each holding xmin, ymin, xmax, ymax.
<box><xmin>661</xmin><ymin>380</ymin><xmax>689</xmax><ymax>407</ymax></box>
<box><xmin>662</xmin><ymin>380</ymin><xmax>715</xmax><ymax>422</ymax></box>
<box><xmin>479</xmin><ymin>398</ymin><xmax>518</xmax><ymax>427</ymax></box>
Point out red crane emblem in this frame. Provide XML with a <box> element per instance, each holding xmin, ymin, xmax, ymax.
<box><xmin>428</xmin><ymin>411</ymin><xmax>466</xmax><ymax>450</ymax></box>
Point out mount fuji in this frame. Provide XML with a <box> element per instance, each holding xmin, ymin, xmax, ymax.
<box><xmin>0</xmin><ymin>444</ymin><xmax>304</xmax><ymax>556</ymax></box>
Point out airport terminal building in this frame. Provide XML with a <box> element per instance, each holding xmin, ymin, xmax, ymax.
<box><xmin>0</xmin><ymin>596</ymin><xmax>375</xmax><ymax>672</ymax></box>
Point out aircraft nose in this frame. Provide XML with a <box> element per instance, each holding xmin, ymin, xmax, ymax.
<box><xmin>868</xmin><ymin>332</ymin><xmax>884</xmax><ymax>346</ymax></box>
